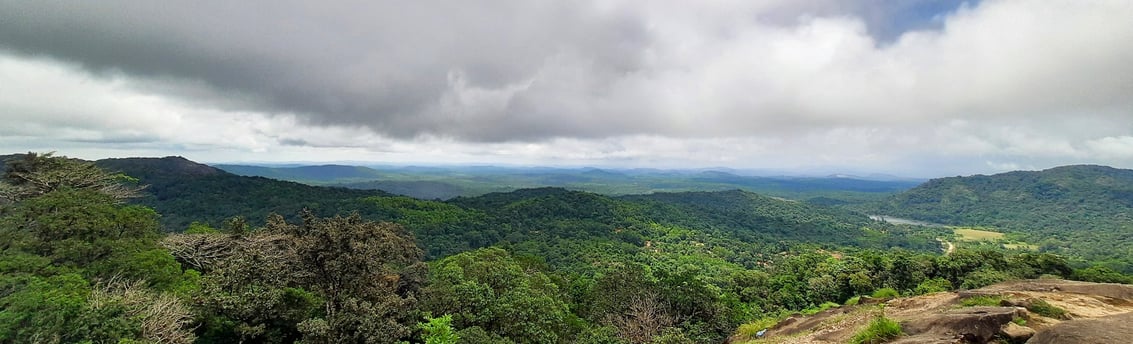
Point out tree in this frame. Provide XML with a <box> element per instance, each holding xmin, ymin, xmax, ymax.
<box><xmin>422</xmin><ymin>247</ymin><xmax>574</xmax><ymax>343</ymax></box>
<box><xmin>268</xmin><ymin>211</ymin><xmax>426</xmax><ymax>344</ymax></box>
<box><xmin>1</xmin><ymin>152</ymin><xmax>142</xmax><ymax>203</ymax></box>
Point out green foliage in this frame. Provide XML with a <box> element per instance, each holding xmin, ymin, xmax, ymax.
<box><xmin>844</xmin><ymin>296</ymin><xmax>862</xmax><ymax>306</ymax></box>
<box><xmin>1073</xmin><ymin>265</ymin><xmax>1133</xmax><ymax>284</ymax></box>
<box><xmin>960</xmin><ymin>295</ymin><xmax>1004</xmax><ymax>307</ymax></box>
<box><xmin>876</xmin><ymin>165</ymin><xmax>1133</xmax><ymax>272</ymax></box>
<box><xmin>0</xmin><ymin>156</ymin><xmax>197</xmax><ymax>343</ymax></box>
<box><xmin>960</xmin><ymin>269</ymin><xmax>1012</xmax><ymax>289</ymax></box>
<box><xmin>2</xmin><ymin>152</ymin><xmax>142</xmax><ymax>203</ymax></box>
<box><xmin>423</xmin><ymin>247</ymin><xmax>575</xmax><ymax>343</ymax></box>
<box><xmin>849</xmin><ymin>315</ymin><xmax>903</xmax><ymax>344</ymax></box>
<box><xmin>10</xmin><ymin>154</ymin><xmax>1122</xmax><ymax>344</ymax></box>
<box><xmin>1027</xmin><ymin>299</ymin><xmax>1067</xmax><ymax>319</ymax></box>
<box><xmin>94</xmin><ymin>156</ymin><xmax>392</xmax><ymax>232</ymax></box>
<box><xmin>419</xmin><ymin>314</ymin><xmax>459</xmax><ymax>344</ymax></box>
<box><xmin>185</xmin><ymin>221</ymin><xmax>220</xmax><ymax>234</ymax></box>
<box><xmin>914</xmin><ymin>278</ymin><xmax>953</xmax><ymax>295</ymax></box>
<box><xmin>802</xmin><ymin>302</ymin><xmax>841</xmax><ymax>315</ymax></box>
<box><xmin>871</xmin><ymin>288</ymin><xmax>900</xmax><ymax>299</ymax></box>
<box><xmin>736</xmin><ymin>316</ymin><xmax>780</xmax><ymax>341</ymax></box>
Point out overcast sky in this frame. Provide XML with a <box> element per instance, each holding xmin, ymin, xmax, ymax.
<box><xmin>1</xmin><ymin>0</ymin><xmax>1131</xmax><ymax>177</ymax></box>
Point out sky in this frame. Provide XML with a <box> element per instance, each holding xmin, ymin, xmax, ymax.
<box><xmin>1</xmin><ymin>0</ymin><xmax>1131</xmax><ymax>178</ymax></box>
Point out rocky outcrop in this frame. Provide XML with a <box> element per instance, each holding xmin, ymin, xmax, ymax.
<box><xmin>893</xmin><ymin>307</ymin><xmax>1023</xmax><ymax>344</ymax></box>
<box><xmin>999</xmin><ymin>322</ymin><xmax>1034</xmax><ymax>343</ymax></box>
<box><xmin>741</xmin><ymin>279</ymin><xmax>1133</xmax><ymax>344</ymax></box>
<box><xmin>1026</xmin><ymin>312</ymin><xmax>1133</xmax><ymax>344</ymax></box>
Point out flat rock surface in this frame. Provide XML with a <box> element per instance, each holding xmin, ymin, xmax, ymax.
<box><xmin>740</xmin><ymin>280</ymin><xmax>1133</xmax><ymax>344</ymax></box>
<box><xmin>1026</xmin><ymin>312</ymin><xmax>1133</xmax><ymax>344</ymax></box>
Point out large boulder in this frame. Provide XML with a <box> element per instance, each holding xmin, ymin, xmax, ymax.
<box><xmin>895</xmin><ymin>307</ymin><xmax>1023</xmax><ymax>343</ymax></box>
<box><xmin>999</xmin><ymin>322</ymin><xmax>1035</xmax><ymax>344</ymax></box>
<box><xmin>1027</xmin><ymin>312</ymin><xmax>1133</xmax><ymax>344</ymax></box>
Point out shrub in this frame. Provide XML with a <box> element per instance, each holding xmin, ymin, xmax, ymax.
<box><xmin>849</xmin><ymin>316</ymin><xmax>902</xmax><ymax>344</ymax></box>
<box><xmin>914</xmin><ymin>278</ymin><xmax>953</xmax><ymax>295</ymax></box>
<box><xmin>871</xmin><ymin>288</ymin><xmax>900</xmax><ymax>299</ymax></box>
<box><xmin>1027</xmin><ymin>299</ymin><xmax>1067</xmax><ymax>319</ymax></box>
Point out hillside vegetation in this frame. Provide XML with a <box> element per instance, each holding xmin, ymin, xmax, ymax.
<box><xmin>876</xmin><ymin>165</ymin><xmax>1133</xmax><ymax>271</ymax></box>
<box><xmin>1</xmin><ymin>153</ymin><xmax>1128</xmax><ymax>344</ymax></box>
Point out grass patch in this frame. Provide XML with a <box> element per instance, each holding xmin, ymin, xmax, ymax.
<box><xmin>953</xmin><ymin>228</ymin><xmax>1005</xmax><ymax>242</ymax></box>
<box><xmin>1012</xmin><ymin>317</ymin><xmax>1027</xmax><ymax>326</ymax></box>
<box><xmin>849</xmin><ymin>316</ymin><xmax>903</xmax><ymax>344</ymax></box>
<box><xmin>960</xmin><ymin>295</ymin><xmax>1004</xmax><ymax>307</ymax></box>
<box><xmin>802</xmin><ymin>302</ymin><xmax>841</xmax><ymax>315</ymax></box>
<box><xmin>1027</xmin><ymin>299</ymin><xmax>1068</xmax><ymax>319</ymax></box>
<box><xmin>871</xmin><ymin>288</ymin><xmax>900</xmax><ymax>299</ymax></box>
<box><xmin>845</xmin><ymin>296</ymin><xmax>862</xmax><ymax>306</ymax></box>
<box><xmin>735</xmin><ymin>316</ymin><xmax>781</xmax><ymax>340</ymax></box>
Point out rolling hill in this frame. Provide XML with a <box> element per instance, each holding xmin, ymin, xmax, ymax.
<box><xmin>876</xmin><ymin>165</ymin><xmax>1133</xmax><ymax>270</ymax></box>
<box><xmin>95</xmin><ymin>157</ymin><xmax>391</xmax><ymax>231</ymax></box>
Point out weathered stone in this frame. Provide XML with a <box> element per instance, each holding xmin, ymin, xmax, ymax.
<box><xmin>999</xmin><ymin>322</ymin><xmax>1035</xmax><ymax>343</ymax></box>
<box><xmin>901</xmin><ymin>307</ymin><xmax>1022</xmax><ymax>343</ymax></box>
<box><xmin>1027</xmin><ymin>313</ymin><xmax>1133</xmax><ymax>344</ymax></box>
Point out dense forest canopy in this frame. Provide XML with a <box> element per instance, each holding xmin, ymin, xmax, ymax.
<box><xmin>1</xmin><ymin>153</ymin><xmax>1129</xmax><ymax>344</ymax></box>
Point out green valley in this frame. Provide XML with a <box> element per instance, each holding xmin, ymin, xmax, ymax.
<box><xmin>2</xmin><ymin>153</ymin><xmax>1130</xmax><ymax>344</ymax></box>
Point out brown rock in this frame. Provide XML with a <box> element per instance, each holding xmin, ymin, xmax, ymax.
<box><xmin>1027</xmin><ymin>312</ymin><xmax>1133</xmax><ymax>344</ymax></box>
<box><xmin>901</xmin><ymin>307</ymin><xmax>1022</xmax><ymax>343</ymax></box>
<box><xmin>999</xmin><ymin>322</ymin><xmax>1035</xmax><ymax>343</ymax></box>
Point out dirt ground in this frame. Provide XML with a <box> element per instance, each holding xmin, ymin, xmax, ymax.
<box><xmin>736</xmin><ymin>279</ymin><xmax>1133</xmax><ymax>344</ymax></box>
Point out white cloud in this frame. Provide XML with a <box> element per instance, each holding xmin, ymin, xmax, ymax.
<box><xmin>0</xmin><ymin>0</ymin><xmax>1131</xmax><ymax>177</ymax></box>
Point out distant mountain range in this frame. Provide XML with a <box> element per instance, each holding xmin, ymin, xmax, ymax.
<box><xmin>211</xmin><ymin>163</ymin><xmax>924</xmax><ymax>201</ymax></box>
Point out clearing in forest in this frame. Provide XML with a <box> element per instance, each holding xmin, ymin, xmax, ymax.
<box><xmin>953</xmin><ymin>227</ymin><xmax>1005</xmax><ymax>241</ymax></box>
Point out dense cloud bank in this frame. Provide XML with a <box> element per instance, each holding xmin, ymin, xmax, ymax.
<box><xmin>1</xmin><ymin>0</ymin><xmax>1131</xmax><ymax>176</ymax></box>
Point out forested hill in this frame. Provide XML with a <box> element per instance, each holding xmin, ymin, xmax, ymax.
<box><xmin>93</xmin><ymin>156</ymin><xmax>392</xmax><ymax>230</ymax></box>
<box><xmin>6</xmin><ymin>152</ymin><xmax>1106</xmax><ymax>344</ymax></box>
<box><xmin>68</xmin><ymin>156</ymin><xmax>944</xmax><ymax>260</ymax></box>
<box><xmin>876</xmin><ymin>164</ymin><xmax>1133</xmax><ymax>270</ymax></box>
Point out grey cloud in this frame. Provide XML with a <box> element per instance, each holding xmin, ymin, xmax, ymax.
<box><xmin>0</xmin><ymin>0</ymin><xmax>1130</xmax><ymax>147</ymax></box>
<box><xmin>0</xmin><ymin>0</ymin><xmax>653</xmax><ymax>141</ymax></box>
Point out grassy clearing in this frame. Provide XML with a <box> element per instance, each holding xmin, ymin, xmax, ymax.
<box><xmin>849</xmin><ymin>315</ymin><xmax>903</xmax><ymax>344</ymax></box>
<box><xmin>953</xmin><ymin>228</ymin><xmax>1006</xmax><ymax>242</ymax></box>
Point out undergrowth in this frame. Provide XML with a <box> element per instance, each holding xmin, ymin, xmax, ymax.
<box><xmin>849</xmin><ymin>315</ymin><xmax>903</xmax><ymax>344</ymax></box>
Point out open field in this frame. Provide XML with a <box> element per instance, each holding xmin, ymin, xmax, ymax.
<box><xmin>953</xmin><ymin>227</ymin><xmax>1005</xmax><ymax>241</ymax></box>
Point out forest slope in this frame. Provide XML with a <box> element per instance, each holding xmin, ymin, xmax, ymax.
<box><xmin>876</xmin><ymin>165</ymin><xmax>1133</xmax><ymax>271</ymax></box>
